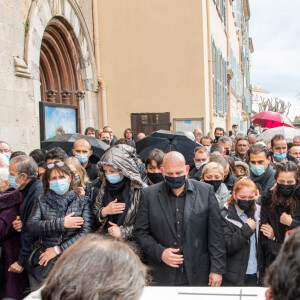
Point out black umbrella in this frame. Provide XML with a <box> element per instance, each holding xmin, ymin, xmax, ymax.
<box><xmin>136</xmin><ymin>130</ymin><xmax>201</xmax><ymax>166</ymax></box>
<box><xmin>41</xmin><ymin>133</ymin><xmax>110</xmax><ymax>164</ymax></box>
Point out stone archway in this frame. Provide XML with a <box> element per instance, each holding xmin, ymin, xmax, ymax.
<box><xmin>40</xmin><ymin>17</ymin><xmax>83</xmax><ymax>105</ymax></box>
<box><xmin>14</xmin><ymin>0</ymin><xmax>99</xmax><ymax>133</ymax></box>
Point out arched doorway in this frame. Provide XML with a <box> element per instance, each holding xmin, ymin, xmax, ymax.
<box><xmin>39</xmin><ymin>17</ymin><xmax>85</xmax><ymax>133</ymax></box>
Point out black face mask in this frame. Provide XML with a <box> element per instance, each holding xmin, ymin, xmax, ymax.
<box><xmin>237</xmin><ymin>199</ymin><xmax>255</xmax><ymax>213</ymax></box>
<box><xmin>215</xmin><ymin>136</ymin><xmax>221</xmax><ymax>141</ymax></box>
<box><xmin>204</xmin><ymin>180</ymin><xmax>222</xmax><ymax>192</ymax></box>
<box><xmin>165</xmin><ymin>175</ymin><xmax>186</xmax><ymax>189</ymax></box>
<box><xmin>147</xmin><ymin>172</ymin><xmax>164</xmax><ymax>184</ymax></box>
<box><xmin>101</xmin><ymin>138</ymin><xmax>111</xmax><ymax>145</ymax></box>
<box><xmin>277</xmin><ymin>184</ymin><xmax>295</xmax><ymax>198</ymax></box>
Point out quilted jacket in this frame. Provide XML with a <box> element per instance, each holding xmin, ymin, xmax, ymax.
<box><xmin>26</xmin><ymin>191</ymin><xmax>94</xmax><ymax>251</ymax></box>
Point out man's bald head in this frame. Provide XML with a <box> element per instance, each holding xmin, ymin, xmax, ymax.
<box><xmin>290</xmin><ymin>146</ymin><xmax>300</xmax><ymax>159</ymax></box>
<box><xmin>73</xmin><ymin>139</ymin><xmax>91</xmax><ymax>150</ymax></box>
<box><xmin>161</xmin><ymin>151</ymin><xmax>189</xmax><ymax>177</ymax></box>
<box><xmin>72</xmin><ymin>139</ymin><xmax>93</xmax><ymax>164</ymax></box>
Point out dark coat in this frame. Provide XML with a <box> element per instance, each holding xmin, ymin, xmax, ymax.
<box><xmin>0</xmin><ymin>189</ymin><xmax>28</xmax><ymax>300</ymax></box>
<box><xmin>18</xmin><ymin>179</ymin><xmax>43</xmax><ymax>266</ymax></box>
<box><xmin>26</xmin><ymin>192</ymin><xmax>94</xmax><ymax>251</ymax></box>
<box><xmin>134</xmin><ymin>179</ymin><xmax>226</xmax><ymax>286</ymax></box>
<box><xmin>221</xmin><ymin>203</ymin><xmax>260</xmax><ymax>286</ymax></box>
<box><xmin>259</xmin><ymin>189</ymin><xmax>300</xmax><ymax>278</ymax></box>
<box><xmin>250</xmin><ymin>164</ymin><xmax>276</xmax><ymax>197</ymax></box>
<box><xmin>85</xmin><ymin>161</ymin><xmax>99</xmax><ymax>181</ymax></box>
<box><xmin>188</xmin><ymin>165</ymin><xmax>204</xmax><ymax>181</ymax></box>
<box><xmin>224</xmin><ymin>172</ymin><xmax>237</xmax><ymax>192</ymax></box>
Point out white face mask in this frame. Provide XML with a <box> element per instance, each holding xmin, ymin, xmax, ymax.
<box><xmin>195</xmin><ymin>162</ymin><xmax>207</xmax><ymax>169</ymax></box>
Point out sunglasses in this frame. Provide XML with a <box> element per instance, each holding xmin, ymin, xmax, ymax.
<box><xmin>47</xmin><ymin>161</ymin><xmax>65</xmax><ymax>169</ymax></box>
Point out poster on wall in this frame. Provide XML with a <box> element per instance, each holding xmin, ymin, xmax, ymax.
<box><xmin>39</xmin><ymin>102</ymin><xmax>78</xmax><ymax>142</ymax></box>
<box><xmin>173</xmin><ymin>118</ymin><xmax>204</xmax><ymax>133</ymax></box>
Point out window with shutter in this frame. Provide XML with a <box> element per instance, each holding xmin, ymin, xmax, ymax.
<box><xmin>223</xmin><ymin>59</ymin><xmax>228</xmax><ymax>114</ymax></box>
<box><xmin>211</xmin><ymin>37</ymin><xmax>216</xmax><ymax>112</ymax></box>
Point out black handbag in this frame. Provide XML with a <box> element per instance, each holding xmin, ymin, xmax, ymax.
<box><xmin>24</xmin><ymin>244</ymin><xmax>58</xmax><ymax>283</ymax></box>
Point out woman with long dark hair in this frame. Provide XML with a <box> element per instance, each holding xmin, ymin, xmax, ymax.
<box><xmin>259</xmin><ymin>161</ymin><xmax>300</xmax><ymax>280</ymax></box>
<box><xmin>26</xmin><ymin>162</ymin><xmax>94</xmax><ymax>284</ymax></box>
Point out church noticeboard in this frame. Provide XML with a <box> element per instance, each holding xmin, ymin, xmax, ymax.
<box><xmin>39</xmin><ymin>102</ymin><xmax>78</xmax><ymax>142</ymax></box>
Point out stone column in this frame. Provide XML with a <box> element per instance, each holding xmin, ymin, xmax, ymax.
<box><xmin>76</xmin><ymin>91</ymin><xmax>86</xmax><ymax>134</ymax></box>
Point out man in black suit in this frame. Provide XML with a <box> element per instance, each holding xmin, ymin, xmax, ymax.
<box><xmin>134</xmin><ymin>151</ymin><xmax>226</xmax><ymax>286</ymax></box>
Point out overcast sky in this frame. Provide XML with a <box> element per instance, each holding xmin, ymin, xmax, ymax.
<box><xmin>250</xmin><ymin>0</ymin><xmax>300</xmax><ymax>119</ymax></box>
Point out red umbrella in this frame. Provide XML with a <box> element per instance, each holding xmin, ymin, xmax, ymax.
<box><xmin>251</xmin><ymin>111</ymin><xmax>294</xmax><ymax>128</ymax></box>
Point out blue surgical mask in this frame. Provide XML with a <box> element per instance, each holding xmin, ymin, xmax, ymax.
<box><xmin>250</xmin><ymin>164</ymin><xmax>265</xmax><ymax>176</ymax></box>
<box><xmin>204</xmin><ymin>146</ymin><xmax>211</xmax><ymax>153</ymax></box>
<box><xmin>88</xmin><ymin>134</ymin><xmax>95</xmax><ymax>137</ymax></box>
<box><xmin>50</xmin><ymin>178</ymin><xmax>70</xmax><ymax>195</ymax></box>
<box><xmin>4</xmin><ymin>152</ymin><xmax>10</xmax><ymax>161</ymax></box>
<box><xmin>274</xmin><ymin>152</ymin><xmax>287</xmax><ymax>161</ymax></box>
<box><xmin>8</xmin><ymin>174</ymin><xmax>20</xmax><ymax>189</ymax></box>
<box><xmin>75</xmin><ymin>153</ymin><xmax>89</xmax><ymax>164</ymax></box>
<box><xmin>106</xmin><ymin>173</ymin><xmax>123</xmax><ymax>184</ymax></box>
<box><xmin>165</xmin><ymin>175</ymin><xmax>186</xmax><ymax>189</ymax></box>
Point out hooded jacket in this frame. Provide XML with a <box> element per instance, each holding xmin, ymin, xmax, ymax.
<box><xmin>235</xmin><ymin>161</ymin><xmax>250</xmax><ymax>177</ymax></box>
<box><xmin>93</xmin><ymin>144</ymin><xmax>145</xmax><ymax>240</ymax></box>
<box><xmin>215</xmin><ymin>183</ymin><xmax>231</xmax><ymax>209</ymax></box>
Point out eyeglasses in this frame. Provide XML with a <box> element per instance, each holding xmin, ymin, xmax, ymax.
<box><xmin>47</xmin><ymin>161</ymin><xmax>65</xmax><ymax>169</ymax></box>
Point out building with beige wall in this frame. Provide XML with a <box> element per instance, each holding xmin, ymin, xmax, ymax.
<box><xmin>0</xmin><ymin>0</ymin><xmax>254</xmax><ymax>152</ymax></box>
<box><xmin>95</xmin><ymin>0</ymin><xmax>254</xmax><ymax>138</ymax></box>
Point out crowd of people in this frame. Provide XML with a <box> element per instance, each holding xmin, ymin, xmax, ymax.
<box><xmin>1</xmin><ymin>124</ymin><xmax>300</xmax><ymax>299</ymax></box>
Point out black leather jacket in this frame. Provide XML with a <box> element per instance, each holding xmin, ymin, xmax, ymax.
<box><xmin>27</xmin><ymin>192</ymin><xmax>95</xmax><ymax>251</ymax></box>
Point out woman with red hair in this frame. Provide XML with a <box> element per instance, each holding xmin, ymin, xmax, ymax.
<box><xmin>221</xmin><ymin>176</ymin><xmax>260</xmax><ymax>286</ymax></box>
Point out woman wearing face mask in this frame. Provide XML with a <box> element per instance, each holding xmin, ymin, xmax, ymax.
<box><xmin>26</xmin><ymin>162</ymin><xmax>94</xmax><ymax>284</ymax></box>
<box><xmin>65</xmin><ymin>156</ymin><xmax>99</xmax><ymax>205</ymax></box>
<box><xmin>201</xmin><ymin>162</ymin><xmax>231</xmax><ymax>209</ymax></box>
<box><xmin>259</xmin><ymin>161</ymin><xmax>300</xmax><ymax>281</ymax></box>
<box><xmin>93</xmin><ymin>144</ymin><xmax>145</xmax><ymax>243</ymax></box>
<box><xmin>221</xmin><ymin>177</ymin><xmax>260</xmax><ymax>286</ymax></box>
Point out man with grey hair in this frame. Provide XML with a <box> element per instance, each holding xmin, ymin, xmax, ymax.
<box><xmin>135</xmin><ymin>151</ymin><xmax>226</xmax><ymax>286</ymax></box>
<box><xmin>0</xmin><ymin>153</ymin><xmax>9</xmax><ymax>168</ymax></box>
<box><xmin>8</xmin><ymin>155</ymin><xmax>43</xmax><ymax>275</ymax></box>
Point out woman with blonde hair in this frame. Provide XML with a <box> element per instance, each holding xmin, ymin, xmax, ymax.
<box><xmin>65</xmin><ymin>156</ymin><xmax>99</xmax><ymax>205</ymax></box>
<box><xmin>221</xmin><ymin>177</ymin><xmax>260</xmax><ymax>286</ymax></box>
<box><xmin>201</xmin><ymin>162</ymin><xmax>231</xmax><ymax>209</ymax></box>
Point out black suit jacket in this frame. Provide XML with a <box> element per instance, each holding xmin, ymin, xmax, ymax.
<box><xmin>134</xmin><ymin>179</ymin><xmax>226</xmax><ymax>286</ymax></box>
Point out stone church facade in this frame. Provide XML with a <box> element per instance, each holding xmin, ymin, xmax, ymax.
<box><xmin>0</xmin><ymin>0</ymin><xmax>99</xmax><ymax>153</ymax></box>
